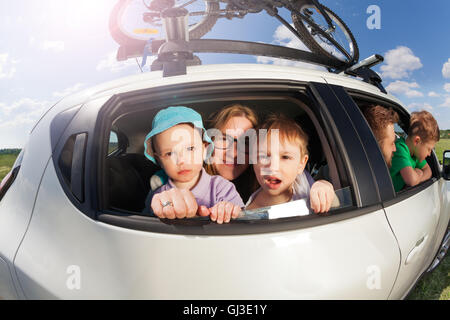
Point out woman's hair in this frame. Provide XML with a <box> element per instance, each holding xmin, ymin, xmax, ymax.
<box><xmin>205</xmin><ymin>104</ymin><xmax>259</xmax><ymax>176</ymax></box>
<box><xmin>408</xmin><ymin>110</ymin><xmax>440</xmax><ymax>143</ymax></box>
<box><xmin>206</xmin><ymin>103</ymin><xmax>259</xmax><ymax>131</ymax></box>
<box><xmin>258</xmin><ymin>113</ymin><xmax>309</xmax><ymax>156</ymax></box>
<box><xmin>362</xmin><ymin>105</ymin><xmax>399</xmax><ymax>143</ymax></box>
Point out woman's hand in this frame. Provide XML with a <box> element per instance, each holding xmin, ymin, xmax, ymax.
<box><xmin>309</xmin><ymin>180</ymin><xmax>336</xmax><ymax>214</ymax></box>
<box><xmin>151</xmin><ymin>188</ymin><xmax>210</xmax><ymax>219</ymax></box>
<box><xmin>209</xmin><ymin>201</ymin><xmax>241</xmax><ymax>224</ymax></box>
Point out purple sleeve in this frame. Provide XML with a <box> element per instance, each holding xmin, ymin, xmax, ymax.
<box><xmin>305</xmin><ymin>170</ymin><xmax>315</xmax><ymax>187</ymax></box>
<box><xmin>214</xmin><ymin>177</ymin><xmax>245</xmax><ymax>207</ymax></box>
<box><xmin>154</xmin><ymin>183</ymin><xmax>171</xmax><ymax>195</ymax></box>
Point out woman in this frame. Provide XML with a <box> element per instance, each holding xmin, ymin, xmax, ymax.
<box><xmin>150</xmin><ymin>104</ymin><xmax>335</xmax><ymax>222</ymax></box>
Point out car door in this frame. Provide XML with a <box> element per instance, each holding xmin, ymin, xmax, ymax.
<box><xmin>383</xmin><ymin>183</ymin><xmax>442</xmax><ymax>298</ymax></box>
<box><xmin>13</xmin><ymin>79</ymin><xmax>401</xmax><ymax>299</ymax></box>
<box><xmin>340</xmin><ymin>88</ymin><xmax>446</xmax><ymax>299</ymax></box>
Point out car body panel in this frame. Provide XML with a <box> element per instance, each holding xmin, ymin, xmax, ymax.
<box><xmin>0</xmin><ymin>105</ymin><xmax>59</xmax><ymax>299</ymax></box>
<box><xmin>432</xmin><ymin>177</ymin><xmax>450</xmax><ymax>260</ymax></box>
<box><xmin>384</xmin><ymin>182</ymin><xmax>443</xmax><ymax>299</ymax></box>
<box><xmin>0</xmin><ymin>257</ymin><xmax>18</xmax><ymax>299</ymax></box>
<box><xmin>14</xmin><ymin>161</ymin><xmax>400</xmax><ymax>299</ymax></box>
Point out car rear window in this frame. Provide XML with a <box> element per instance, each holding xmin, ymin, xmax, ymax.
<box><xmin>102</xmin><ymin>94</ymin><xmax>357</xmax><ymax>224</ymax></box>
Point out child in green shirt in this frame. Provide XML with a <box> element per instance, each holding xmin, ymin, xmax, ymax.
<box><xmin>390</xmin><ymin>111</ymin><xmax>440</xmax><ymax>192</ymax></box>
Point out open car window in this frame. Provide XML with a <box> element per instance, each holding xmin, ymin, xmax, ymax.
<box><xmin>349</xmin><ymin>93</ymin><xmax>441</xmax><ymax>197</ymax></box>
<box><xmin>103</xmin><ymin>92</ymin><xmax>357</xmax><ymax>219</ymax></box>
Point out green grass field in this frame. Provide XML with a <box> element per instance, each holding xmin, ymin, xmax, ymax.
<box><xmin>0</xmin><ymin>154</ymin><xmax>18</xmax><ymax>181</ymax></box>
<box><xmin>407</xmin><ymin>254</ymin><xmax>450</xmax><ymax>300</ymax></box>
<box><xmin>436</xmin><ymin>139</ymin><xmax>450</xmax><ymax>164</ymax></box>
<box><xmin>0</xmin><ymin>143</ymin><xmax>449</xmax><ymax>299</ymax></box>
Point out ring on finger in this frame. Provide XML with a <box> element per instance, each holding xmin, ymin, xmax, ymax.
<box><xmin>161</xmin><ymin>200</ymin><xmax>173</xmax><ymax>208</ymax></box>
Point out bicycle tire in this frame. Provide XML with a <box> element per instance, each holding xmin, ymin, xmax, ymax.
<box><xmin>291</xmin><ymin>2</ymin><xmax>359</xmax><ymax>65</ymax></box>
<box><xmin>110</xmin><ymin>0</ymin><xmax>220</xmax><ymax>48</ymax></box>
<box><xmin>188</xmin><ymin>0</ymin><xmax>220</xmax><ymax>39</ymax></box>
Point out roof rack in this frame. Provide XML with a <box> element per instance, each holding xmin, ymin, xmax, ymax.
<box><xmin>116</xmin><ymin>7</ymin><xmax>386</xmax><ymax>93</ymax></box>
<box><xmin>339</xmin><ymin>54</ymin><xmax>386</xmax><ymax>93</ymax></box>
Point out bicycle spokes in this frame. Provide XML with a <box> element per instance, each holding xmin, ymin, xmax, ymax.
<box><xmin>300</xmin><ymin>6</ymin><xmax>354</xmax><ymax>62</ymax></box>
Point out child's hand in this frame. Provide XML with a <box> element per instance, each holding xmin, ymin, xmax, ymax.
<box><xmin>414</xmin><ymin>168</ymin><xmax>424</xmax><ymax>178</ymax></box>
<box><xmin>151</xmin><ymin>188</ymin><xmax>199</xmax><ymax>219</ymax></box>
<box><xmin>209</xmin><ymin>201</ymin><xmax>241</xmax><ymax>224</ymax></box>
<box><xmin>310</xmin><ymin>180</ymin><xmax>336</xmax><ymax>214</ymax></box>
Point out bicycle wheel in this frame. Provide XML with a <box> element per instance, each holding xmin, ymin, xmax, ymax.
<box><xmin>291</xmin><ymin>2</ymin><xmax>359</xmax><ymax>65</ymax></box>
<box><xmin>185</xmin><ymin>0</ymin><xmax>220</xmax><ymax>39</ymax></box>
<box><xmin>110</xmin><ymin>0</ymin><xmax>220</xmax><ymax>48</ymax></box>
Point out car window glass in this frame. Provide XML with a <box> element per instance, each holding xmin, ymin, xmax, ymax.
<box><xmin>109</xmin><ymin>131</ymin><xmax>119</xmax><ymax>155</ymax></box>
<box><xmin>394</xmin><ymin>123</ymin><xmax>406</xmax><ymax>139</ymax></box>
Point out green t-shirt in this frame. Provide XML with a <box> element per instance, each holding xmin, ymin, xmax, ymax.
<box><xmin>389</xmin><ymin>137</ymin><xmax>427</xmax><ymax>192</ymax></box>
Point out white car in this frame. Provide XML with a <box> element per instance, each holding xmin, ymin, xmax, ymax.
<box><xmin>0</xmin><ymin>61</ymin><xmax>449</xmax><ymax>299</ymax></box>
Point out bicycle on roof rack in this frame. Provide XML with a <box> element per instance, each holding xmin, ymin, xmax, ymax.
<box><xmin>110</xmin><ymin>0</ymin><xmax>359</xmax><ymax>65</ymax></box>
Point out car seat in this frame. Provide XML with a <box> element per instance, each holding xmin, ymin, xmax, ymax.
<box><xmin>106</xmin><ymin>153</ymin><xmax>160</xmax><ymax>212</ymax></box>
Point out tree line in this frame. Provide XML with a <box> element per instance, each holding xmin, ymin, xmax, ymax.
<box><xmin>440</xmin><ymin>129</ymin><xmax>450</xmax><ymax>139</ymax></box>
<box><xmin>0</xmin><ymin>149</ymin><xmax>21</xmax><ymax>155</ymax></box>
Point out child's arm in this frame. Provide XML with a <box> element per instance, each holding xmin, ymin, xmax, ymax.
<box><xmin>309</xmin><ymin>180</ymin><xmax>337</xmax><ymax>213</ymax></box>
<box><xmin>399</xmin><ymin>166</ymin><xmax>424</xmax><ymax>187</ymax></box>
<box><xmin>419</xmin><ymin>163</ymin><xmax>432</xmax><ymax>182</ymax></box>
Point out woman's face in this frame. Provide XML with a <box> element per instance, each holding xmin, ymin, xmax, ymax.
<box><xmin>212</xmin><ymin>116</ymin><xmax>254</xmax><ymax>180</ymax></box>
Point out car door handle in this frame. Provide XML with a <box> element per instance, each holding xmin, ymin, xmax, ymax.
<box><xmin>405</xmin><ymin>235</ymin><xmax>429</xmax><ymax>265</ymax></box>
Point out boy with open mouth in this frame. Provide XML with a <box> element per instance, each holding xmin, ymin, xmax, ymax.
<box><xmin>245</xmin><ymin>115</ymin><xmax>315</xmax><ymax>210</ymax></box>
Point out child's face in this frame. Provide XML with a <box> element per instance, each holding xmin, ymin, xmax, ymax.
<box><xmin>413</xmin><ymin>136</ymin><xmax>436</xmax><ymax>162</ymax></box>
<box><xmin>254</xmin><ymin>134</ymin><xmax>308</xmax><ymax>197</ymax></box>
<box><xmin>154</xmin><ymin>123</ymin><xmax>205</xmax><ymax>183</ymax></box>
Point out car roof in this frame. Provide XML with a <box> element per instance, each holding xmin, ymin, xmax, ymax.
<box><xmin>51</xmin><ymin>63</ymin><xmax>405</xmax><ymax>114</ymax></box>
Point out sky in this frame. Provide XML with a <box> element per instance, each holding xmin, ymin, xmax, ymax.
<box><xmin>1</xmin><ymin>0</ymin><xmax>449</xmax><ymax>148</ymax></box>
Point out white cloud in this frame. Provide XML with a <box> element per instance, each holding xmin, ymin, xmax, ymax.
<box><xmin>442</xmin><ymin>58</ymin><xmax>450</xmax><ymax>78</ymax></box>
<box><xmin>428</xmin><ymin>91</ymin><xmax>440</xmax><ymax>97</ymax></box>
<box><xmin>96</xmin><ymin>51</ymin><xmax>140</xmax><ymax>73</ymax></box>
<box><xmin>440</xmin><ymin>97</ymin><xmax>450</xmax><ymax>108</ymax></box>
<box><xmin>29</xmin><ymin>37</ymin><xmax>65</xmax><ymax>53</ymax></box>
<box><xmin>386</xmin><ymin>80</ymin><xmax>423</xmax><ymax>98</ymax></box>
<box><xmin>0</xmin><ymin>98</ymin><xmax>47</xmax><ymax>119</ymax></box>
<box><xmin>255</xmin><ymin>24</ymin><xmax>326</xmax><ymax>71</ymax></box>
<box><xmin>41</xmin><ymin>40</ymin><xmax>65</xmax><ymax>53</ymax></box>
<box><xmin>0</xmin><ymin>53</ymin><xmax>17</xmax><ymax>79</ymax></box>
<box><xmin>444</xmin><ymin>83</ymin><xmax>450</xmax><ymax>93</ymax></box>
<box><xmin>273</xmin><ymin>23</ymin><xmax>310</xmax><ymax>50</ymax></box>
<box><xmin>407</xmin><ymin>102</ymin><xmax>433</xmax><ymax>112</ymax></box>
<box><xmin>0</xmin><ymin>98</ymin><xmax>48</xmax><ymax>128</ymax></box>
<box><xmin>380</xmin><ymin>46</ymin><xmax>422</xmax><ymax>79</ymax></box>
<box><xmin>0</xmin><ymin>98</ymin><xmax>50</xmax><ymax>148</ymax></box>
<box><xmin>53</xmin><ymin>83</ymin><xmax>85</xmax><ymax>98</ymax></box>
